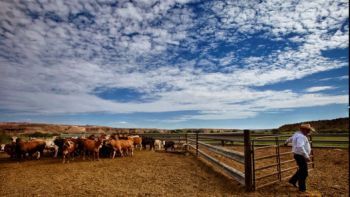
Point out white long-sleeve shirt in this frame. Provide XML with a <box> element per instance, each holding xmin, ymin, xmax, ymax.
<box><xmin>285</xmin><ymin>131</ymin><xmax>311</xmax><ymax>159</ymax></box>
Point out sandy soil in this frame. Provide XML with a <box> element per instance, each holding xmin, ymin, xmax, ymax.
<box><xmin>0</xmin><ymin>148</ymin><xmax>348</xmax><ymax>197</ymax></box>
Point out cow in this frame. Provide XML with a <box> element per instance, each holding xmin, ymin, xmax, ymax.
<box><xmin>43</xmin><ymin>136</ymin><xmax>59</xmax><ymax>157</ymax></box>
<box><xmin>54</xmin><ymin>137</ymin><xmax>65</xmax><ymax>157</ymax></box>
<box><xmin>99</xmin><ymin>140</ymin><xmax>113</xmax><ymax>158</ymax></box>
<box><xmin>4</xmin><ymin>143</ymin><xmax>16</xmax><ymax>158</ymax></box>
<box><xmin>110</xmin><ymin>134</ymin><xmax>118</xmax><ymax>140</ymax></box>
<box><xmin>11</xmin><ymin>136</ymin><xmax>18</xmax><ymax>143</ymax></box>
<box><xmin>15</xmin><ymin>138</ymin><xmax>46</xmax><ymax>160</ymax></box>
<box><xmin>128</xmin><ymin>135</ymin><xmax>142</xmax><ymax>150</ymax></box>
<box><xmin>82</xmin><ymin>137</ymin><xmax>103</xmax><ymax>161</ymax></box>
<box><xmin>120</xmin><ymin>139</ymin><xmax>134</xmax><ymax>156</ymax></box>
<box><xmin>105</xmin><ymin>139</ymin><xmax>123</xmax><ymax>158</ymax></box>
<box><xmin>164</xmin><ymin>141</ymin><xmax>175</xmax><ymax>152</ymax></box>
<box><xmin>142</xmin><ymin>137</ymin><xmax>155</xmax><ymax>150</ymax></box>
<box><xmin>106</xmin><ymin>139</ymin><xmax>134</xmax><ymax>158</ymax></box>
<box><xmin>87</xmin><ymin>134</ymin><xmax>96</xmax><ymax>140</ymax></box>
<box><xmin>62</xmin><ymin>139</ymin><xmax>77</xmax><ymax>163</ymax></box>
<box><xmin>154</xmin><ymin>140</ymin><xmax>163</xmax><ymax>150</ymax></box>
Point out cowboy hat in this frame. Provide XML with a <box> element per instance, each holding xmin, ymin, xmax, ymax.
<box><xmin>300</xmin><ymin>123</ymin><xmax>316</xmax><ymax>133</ymax></box>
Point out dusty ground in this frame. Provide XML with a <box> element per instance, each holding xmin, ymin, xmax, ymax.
<box><xmin>0</xmin><ymin>148</ymin><xmax>348</xmax><ymax>197</ymax></box>
<box><xmin>198</xmin><ymin>146</ymin><xmax>349</xmax><ymax>197</ymax></box>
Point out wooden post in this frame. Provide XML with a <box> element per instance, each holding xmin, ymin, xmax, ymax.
<box><xmin>275</xmin><ymin>136</ymin><xmax>281</xmax><ymax>181</ymax></box>
<box><xmin>244</xmin><ymin>130</ymin><xmax>253</xmax><ymax>192</ymax></box>
<box><xmin>185</xmin><ymin>133</ymin><xmax>189</xmax><ymax>153</ymax></box>
<box><xmin>309</xmin><ymin>135</ymin><xmax>315</xmax><ymax>169</ymax></box>
<box><xmin>196</xmin><ymin>131</ymin><xmax>199</xmax><ymax>157</ymax></box>
<box><xmin>251</xmin><ymin>139</ymin><xmax>256</xmax><ymax>189</ymax></box>
<box><xmin>221</xmin><ymin>140</ymin><xmax>225</xmax><ymax>146</ymax></box>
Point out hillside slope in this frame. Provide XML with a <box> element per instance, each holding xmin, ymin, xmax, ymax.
<box><xmin>278</xmin><ymin>117</ymin><xmax>349</xmax><ymax>133</ymax></box>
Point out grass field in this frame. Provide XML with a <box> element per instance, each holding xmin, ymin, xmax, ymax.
<box><xmin>196</xmin><ymin>135</ymin><xmax>349</xmax><ymax>148</ymax></box>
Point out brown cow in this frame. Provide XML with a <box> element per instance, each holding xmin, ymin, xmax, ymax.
<box><xmin>128</xmin><ymin>136</ymin><xmax>142</xmax><ymax>151</ymax></box>
<box><xmin>15</xmin><ymin>138</ymin><xmax>46</xmax><ymax>160</ymax></box>
<box><xmin>62</xmin><ymin>139</ymin><xmax>77</xmax><ymax>163</ymax></box>
<box><xmin>82</xmin><ymin>138</ymin><xmax>103</xmax><ymax>161</ymax></box>
<box><xmin>106</xmin><ymin>139</ymin><xmax>123</xmax><ymax>158</ymax></box>
<box><xmin>120</xmin><ymin>139</ymin><xmax>134</xmax><ymax>156</ymax></box>
<box><xmin>106</xmin><ymin>139</ymin><xmax>134</xmax><ymax>158</ymax></box>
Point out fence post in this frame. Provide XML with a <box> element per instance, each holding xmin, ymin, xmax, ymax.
<box><xmin>275</xmin><ymin>136</ymin><xmax>281</xmax><ymax>181</ymax></box>
<box><xmin>309</xmin><ymin>135</ymin><xmax>315</xmax><ymax>169</ymax></box>
<box><xmin>185</xmin><ymin>133</ymin><xmax>189</xmax><ymax>153</ymax></box>
<box><xmin>196</xmin><ymin>131</ymin><xmax>199</xmax><ymax>157</ymax></box>
<box><xmin>244</xmin><ymin>129</ymin><xmax>253</xmax><ymax>192</ymax></box>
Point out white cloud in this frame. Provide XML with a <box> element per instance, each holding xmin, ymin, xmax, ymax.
<box><xmin>0</xmin><ymin>0</ymin><xmax>348</xmax><ymax>122</ymax></box>
<box><xmin>305</xmin><ymin>86</ymin><xmax>335</xmax><ymax>92</ymax></box>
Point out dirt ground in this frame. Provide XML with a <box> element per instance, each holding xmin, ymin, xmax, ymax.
<box><xmin>0</xmin><ymin>148</ymin><xmax>348</xmax><ymax>197</ymax></box>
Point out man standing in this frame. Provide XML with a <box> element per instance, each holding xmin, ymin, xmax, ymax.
<box><xmin>284</xmin><ymin>123</ymin><xmax>315</xmax><ymax>192</ymax></box>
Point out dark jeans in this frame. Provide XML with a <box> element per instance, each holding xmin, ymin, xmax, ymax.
<box><xmin>289</xmin><ymin>154</ymin><xmax>308</xmax><ymax>191</ymax></box>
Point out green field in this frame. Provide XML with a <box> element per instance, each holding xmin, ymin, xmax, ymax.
<box><xmin>194</xmin><ymin>135</ymin><xmax>349</xmax><ymax>148</ymax></box>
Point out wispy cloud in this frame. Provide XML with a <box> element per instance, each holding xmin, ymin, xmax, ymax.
<box><xmin>305</xmin><ymin>86</ymin><xmax>335</xmax><ymax>93</ymax></box>
<box><xmin>0</xmin><ymin>0</ymin><xmax>348</xmax><ymax>122</ymax></box>
<box><xmin>319</xmin><ymin>75</ymin><xmax>349</xmax><ymax>81</ymax></box>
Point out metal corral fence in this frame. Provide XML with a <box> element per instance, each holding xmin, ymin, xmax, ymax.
<box><xmin>59</xmin><ymin>131</ymin><xmax>348</xmax><ymax>191</ymax></box>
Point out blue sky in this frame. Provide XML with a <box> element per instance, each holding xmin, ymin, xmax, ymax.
<box><xmin>0</xmin><ymin>0</ymin><xmax>348</xmax><ymax>129</ymax></box>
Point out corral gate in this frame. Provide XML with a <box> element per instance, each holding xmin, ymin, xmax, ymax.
<box><xmin>251</xmin><ymin>135</ymin><xmax>315</xmax><ymax>190</ymax></box>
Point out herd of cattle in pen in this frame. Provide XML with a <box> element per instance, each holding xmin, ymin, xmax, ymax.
<box><xmin>0</xmin><ymin>134</ymin><xmax>179</xmax><ymax>163</ymax></box>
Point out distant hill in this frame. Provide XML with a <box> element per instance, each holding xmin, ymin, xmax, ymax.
<box><xmin>278</xmin><ymin>117</ymin><xmax>349</xmax><ymax>133</ymax></box>
<box><xmin>0</xmin><ymin>122</ymin><xmax>166</xmax><ymax>135</ymax></box>
<box><xmin>0</xmin><ymin>117</ymin><xmax>348</xmax><ymax>136</ymax></box>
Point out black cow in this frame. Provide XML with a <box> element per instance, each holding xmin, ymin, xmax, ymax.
<box><xmin>141</xmin><ymin>137</ymin><xmax>155</xmax><ymax>150</ymax></box>
<box><xmin>54</xmin><ymin>137</ymin><xmax>65</xmax><ymax>157</ymax></box>
<box><xmin>99</xmin><ymin>141</ymin><xmax>113</xmax><ymax>158</ymax></box>
<box><xmin>4</xmin><ymin>143</ymin><xmax>16</xmax><ymax>158</ymax></box>
<box><xmin>164</xmin><ymin>141</ymin><xmax>175</xmax><ymax>152</ymax></box>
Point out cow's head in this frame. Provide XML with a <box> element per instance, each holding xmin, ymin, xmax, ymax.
<box><xmin>11</xmin><ymin>136</ymin><xmax>18</xmax><ymax>143</ymax></box>
<box><xmin>63</xmin><ymin>140</ymin><xmax>74</xmax><ymax>151</ymax></box>
<box><xmin>0</xmin><ymin>144</ymin><xmax>5</xmax><ymax>151</ymax></box>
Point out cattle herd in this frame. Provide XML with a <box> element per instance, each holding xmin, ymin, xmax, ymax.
<box><xmin>0</xmin><ymin>134</ymin><xmax>178</xmax><ymax>163</ymax></box>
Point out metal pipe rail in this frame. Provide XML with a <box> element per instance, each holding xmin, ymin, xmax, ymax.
<box><xmin>188</xmin><ymin>144</ymin><xmax>245</xmax><ymax>185</ymax></box>
<box><xmin>255</xmin><ymin>163</ymin><xmax>278</xmax><ymax>171</ymax></box>
<box><xmin>196</xmin><ymin>136</ymin><xmax>244</xmax><ymax>142</ymax></box>
<box><xmin>188</xmin><ymin>138</ymin><xmax>245</xmax><ymax>164</ymax></box>
<box><xmin>253</xmin><ymin>139</ymin><xmax>349</xmax><ymax>144</ymax></box>
<box><xmin>254</xmin><ymin>145</ymin><xmax>277</xmax><ymax>151</ymax></box>
<box><xmin>253</xmin><ymin>135</ymin><xmax>291</xmax><ymax>140</ymax></box>
<box><xmin>255</xmin><ymin>171</ymin><xmax>279</xmax><ymax>181</ymax></box>
<box><xmin>255</xmin><ymin>154</ymin><xmax>278</xmax><ymax>161</ymax></box>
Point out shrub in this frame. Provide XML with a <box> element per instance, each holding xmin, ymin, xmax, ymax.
<box><xmin>0</xmin><ymin>133</ymin><xmax>12</xmax><ymax>143</ymax></box>
<box><xmin>24</xmin><ymin>132</ymin><xmax>54</xmax><ymax>138</ymax></box>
